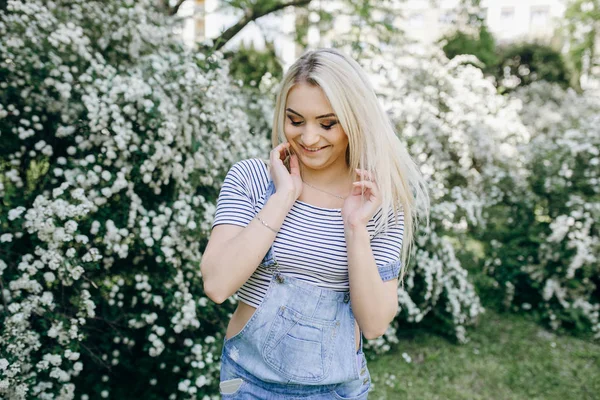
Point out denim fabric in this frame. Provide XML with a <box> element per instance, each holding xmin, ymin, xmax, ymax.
<box><xmin>219</xmin><ymin>179</ymin><xmax>371</xmax><ymax>399</ymax></box>
<box><xmin>376</xmin><ymin>259</ymin><xmax>401</xmax><ymax>281</ymax></box>
<box><xmin>220</xmin><ymin>341</ymin><xmax>371</xmax><ymax>399</ymax></box>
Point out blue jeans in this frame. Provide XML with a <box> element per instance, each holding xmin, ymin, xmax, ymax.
<box><xmin>219</xmin><ymin>272</ymin><xmax>371</xmax><ymax>399</ymax></box>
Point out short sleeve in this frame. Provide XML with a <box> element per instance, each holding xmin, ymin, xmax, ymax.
<box><xmin>211</xmin><ymin>161</ymin><xmax>257</xmax><ymax>229</ymax></box>
<box><xmin>370</xmin><ymin>208</ymin><xmax>405</xmax><ymax>281</ymax></box>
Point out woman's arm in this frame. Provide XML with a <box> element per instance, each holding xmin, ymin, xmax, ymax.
<box><xmin>204</xmin><ymin>146</ymin><xmax>302</xmax><ymax>304</ymax></box>
<box><xmin>345</xmin><ymin>223</ymin><xmax>399</xmax><ymax>339</ymax></box>
<box><xmin>342</xmin><ymin>169</ymin><xmax>404</xmax><ymax>339</ymax></box>
<box><xmin>201</xmin><ymin>190</ymin><xmax>295</xmax><ymax>304</ymax></box>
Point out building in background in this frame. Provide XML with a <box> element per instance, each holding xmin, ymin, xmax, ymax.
<box><xmin>178</xmin><ymin>0</ymin><xmax>569</xmax><ymax>67</ymax></box>
<box><xmin>481</xmin><ymin>0</ymin><xmax>565</xmax><ymax>44</ymax></box>
<box><xmin>400</xmin><ymin>0</ymin><xmax>565</xmax><ymax>45</ymax></box>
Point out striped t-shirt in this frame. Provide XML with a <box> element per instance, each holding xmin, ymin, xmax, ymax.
<box><xmin>211</xmin><ymin>158</ymin><xmax>405</xmax><ymax>308</ymax></box>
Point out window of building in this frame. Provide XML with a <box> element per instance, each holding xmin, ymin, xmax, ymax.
<box><xmin>408</xmin><ymin>12</ymin><xmax>425</xmax><ymax>28</ymax></box>
<box><xmin>530</xmin><ymin>6</ymin><xmax>550</xmax><ymax>26</ymax></box>
<box><xmin>500</xmin><ymin>6</ymin><xmax>515</xmax><ymax>21</ymax></box>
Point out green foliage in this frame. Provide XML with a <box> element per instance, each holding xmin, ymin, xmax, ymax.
<box><xmin>221</xmin><ymin>43</ymin><xmax>280</xmax><ymax>140</ymax></box>
<box><xmin>305</xmin><ymin>0</ymin><xmax>403</xmax><ymax>61</ymax></box>
<box><xmin>0</xmin><ymin>1</ymin><xmax>267</xmax><ymax>398</ymax></box>
<box><xmin>496</xmin><ymin>42</ymin><xmax>572</xmax><ymax>93</ymax></box>
<box><xmin>442</xmin><ymin>26</ymin><xmax>573</xmax><ymax>92</ymax></box>
<box><xmin>1</xmin><ymin>0</ymin><xmax>599</xmax><ymax>398</ymax></box>
<box><xmin>456</xmin><ymin>0</ymin><xmax>486</xmax><ymax>27</ymax></box>
<box><xmin>441</xmin><ymin>25</ymin><xmax>498</xmax><ymax>73</ymax></box>
<box><xmin>222</xmin><ymin>41</ymin><xmax>283</xmax><ymax>86</ymax></box>
<box><xmin>562</xmin><ymin>0</ymin><xmax>600</xmax><ymax>83</ymax></box>
<box><xmin>478</xmin><ymin>82</ymin><xmax>600</xmax><ymax>338</ymax></box>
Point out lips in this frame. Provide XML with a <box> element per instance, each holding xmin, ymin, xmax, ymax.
<box><xmin>300</xmin><ymin>144</ymin><xmax>330</xmax><ymax>152</ymax></box>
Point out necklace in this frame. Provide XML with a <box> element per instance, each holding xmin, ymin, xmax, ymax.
<box><xmin>302</xmin><ymin>180</ymin><xmax>349</xmax><ymax>200</ymax></box>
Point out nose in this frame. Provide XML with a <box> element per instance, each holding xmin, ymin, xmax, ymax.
<box><xmin>301</xmin><ymin>123</ymin><xmax>322</xmax><ymax>147</ymax></box>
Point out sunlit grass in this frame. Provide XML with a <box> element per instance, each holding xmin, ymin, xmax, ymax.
<box><xmin>366</xmin><ymin>308</ymin><xmax>599</xmax><ymax>400</ymax></box>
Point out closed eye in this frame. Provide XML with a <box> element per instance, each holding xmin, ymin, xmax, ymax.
<box><xmin>287</xmin><ymin>116</ymin><xmax>338</xmax><ymax>130</ymax></box>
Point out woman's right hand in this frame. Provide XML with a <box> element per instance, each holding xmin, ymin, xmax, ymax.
<box><xmin>270</xmin><ymin>142</ymin><xmax>302</xmax><ymax>201</ymax></box>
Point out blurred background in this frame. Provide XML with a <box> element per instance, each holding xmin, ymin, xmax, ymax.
<box><xmin>175</xmin><ymin>0</ymin><xmax>597</xmax><ymax>90</ymax></box>
<box><xmin>0</xmin><ymin>0</ymin><xmax>598</xmax><ymax>399</ymax></box>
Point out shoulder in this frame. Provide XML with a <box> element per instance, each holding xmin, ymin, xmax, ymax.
<box><xmin>225</xmin><ymin>158</ymin><xmax>270</xmax><ymax>192</ymax></box>
<box><xmin>370</xmin><ymin>205</ymin><xmax>404</xmax><ymax>225</ymax></box>
<box><xmin>368</xmin><ymin>204</ymin><xmax>405</xmax><ymax>238</ymax></box>
<box><xmin>228</xmin><ymin>158</ymin><xmax>269</xmax><ymax>177</ymax></box>
<box><xmin>230</xmin><ymin>157</ymin><xmax>267</xmax><ymax>169</ymax></box>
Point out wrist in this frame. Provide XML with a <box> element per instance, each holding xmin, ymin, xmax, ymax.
<box><xmin>271</xmin><ymin>190</ymin><xmax>296</xmax><ymax>209</ymax></box>
<box><xmin>344</xmin><ymin>222</ymin><xmax>369</xmax><ymax>239</ymax></box>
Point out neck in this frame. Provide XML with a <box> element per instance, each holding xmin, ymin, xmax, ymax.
<box><xmin>299</xmin><ymin>162</ymin><xmax>353</xmax><ymax>189</ymax></box>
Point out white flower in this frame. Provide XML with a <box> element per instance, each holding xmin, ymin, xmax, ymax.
<box><xmin>44</xmin><ymin>272</ymin><xmax>56</xmax><ymax>283</ymax></box>
<box><xmin>195</xmin><ymin>376</ymin><xmax>207</xmax><ymax>388</ymax></box>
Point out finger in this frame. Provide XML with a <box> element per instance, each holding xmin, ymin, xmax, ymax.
<box><xmin>352</xmin><ymin>180</ymin><xmax>376</xmax><ymax>188</ymax></box>
<box><xmin>280</xmin><ymin>142</ymin><xmax>287</xmax><ymax>160</ymax></box>
<box><xmin>355</xmin><ymin>168</ymin><xmax>376</xmax><ymax>182</ymax></box>
<box><xmin>270</xmin><ymin>148</ymin><xmax>279</xmax><ymax>166</ymax></box>
<box><xmin>289</xmin><ymin>153</ymin><xmax>300</xmax><ymax>176</ymax></box>
<box><xmin>357</xmin><ymin>168</ymin><xmax>375</xmax><ymax>182</ymax></box>
<box><xmin>352</xmin><ymin>180</ymin><xmax>379</xmax><ymax>194</ymax></box>
<box><xmin>279</xmin><ymin>142</ymin><xmax>291</xmax><ymax>161</ymax></box>
<box><xmin>271</xmin><ymin>142</ymin><xmax>289</xmax><ymax>163</ymax></box>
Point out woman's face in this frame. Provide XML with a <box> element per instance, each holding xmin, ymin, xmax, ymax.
<box><xmin>284</xmin><ymin>82</ymin><xmax>349</xmax><ymax>172</ymax></box>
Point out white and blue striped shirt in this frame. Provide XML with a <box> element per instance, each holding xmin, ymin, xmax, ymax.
<box><xmin>211</xmin><ymin>158</ymin><xmax>404</xmax><ymax>308</ymax></box>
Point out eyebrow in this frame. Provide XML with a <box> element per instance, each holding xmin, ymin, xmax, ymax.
<box><xmin>286</xmin><ymin>108</ymin><xmax>336</xmax><ymax>119</ymax></box>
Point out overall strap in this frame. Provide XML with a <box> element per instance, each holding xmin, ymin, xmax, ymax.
<box><xmin>258</xmin><ymin>159</ymin><xmax>282</xmax><ymax>279</ymax></box>
<box><xmin>261</xmin><ymin>159</ymin><xmax>276</xmax><ymax>204</ymax></box>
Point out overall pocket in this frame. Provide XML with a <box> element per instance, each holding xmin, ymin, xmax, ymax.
<box><xmin>219</xmin><ymin>377</ymin><xmax>246</xmax><ymax>397</ymax></box>
<box><xmin>262</xmin><ymin>305</ymin><xmax>339</xmax><ymax>383</ymax></box>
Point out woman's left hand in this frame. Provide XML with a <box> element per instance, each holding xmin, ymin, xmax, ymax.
<box><xmin>342</xmin><ymin>168</ymin><xmax>382</xmax><ymax>229</ymax></box>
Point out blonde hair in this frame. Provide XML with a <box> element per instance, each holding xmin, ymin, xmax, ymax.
<box><xmin>271</xmin><ymin>48</ymin><xmax>430</xmax><ymax>286</ymax></box>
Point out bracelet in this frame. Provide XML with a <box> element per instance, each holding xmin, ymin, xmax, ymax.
<box><xmin>256</xmin><ymin>215</ymin><xmax>278</xmax><ymax>234</ymax></box>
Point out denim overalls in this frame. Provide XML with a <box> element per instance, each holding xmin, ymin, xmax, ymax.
<box><xmin>219</xmin><ymin>178</ymin><xmax>372</xmax><ymax>399</ymax></box>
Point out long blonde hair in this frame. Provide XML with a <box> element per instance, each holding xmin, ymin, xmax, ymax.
<box><xmin>271</xmin><ymin>48</ymin><xmax>430</xmax><ymax>286</ymax></box>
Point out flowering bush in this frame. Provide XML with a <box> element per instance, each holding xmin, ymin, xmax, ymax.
<box><xmin>357</xmin><ymin>46</ymin><xmax>522</xmax><ymax>346</ymax></box>
<box><xmin>2</xmin><ymin>0</ymin><xmax>597</xmax><ymax>398</ymax></box>
<box><xmin>388</xmin><ymin>52</ymin><xmax>529</xmax><ymax>343</ymax></box>
<box><xmin>481</xmin><ymin>81</ymin><xmax>600</xmax><ymax>338</ymax></box>
<box><xmin>315</xmin><ymin>4</ymin><xmax>491</xmax><ymax>345</ymax></box>
<box><xmin>0</xmin><ymin>0</ymin><xmax>267</xmax><ymax>398</ymax></box>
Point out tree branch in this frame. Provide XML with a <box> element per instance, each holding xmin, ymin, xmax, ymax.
<box><xmin>0</xmin><ymin>276</ymin><xmax>8</xmax><ymax>314</ymax></box>
<box><xmin>81</xmin><ymin>342</ymin><xmax>114</xmax><ymax>373</ymax></box>
<box><xmin>156</xmin><ymin>0</ymin><xmax>187</xmax><ymax>16</ymax></box>
<box><xmin>214</xmin><ymin>0</ymin><xmax>313</xmax><ymax>51</ymax></box>
<box><xmin>168</xmin><ymin>0</ymin><xmax>187</xmax><ymax>16</ymax></box>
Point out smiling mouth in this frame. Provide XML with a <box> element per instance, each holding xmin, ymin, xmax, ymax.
<box><xmin>300</xmin><ymin>144</ymin><xmax>330</xmax><ymax>153</ymax></box>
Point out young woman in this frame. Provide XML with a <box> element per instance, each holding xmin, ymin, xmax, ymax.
<box><xmin>201</xmin><ymin>48</ymin><xmax>429</xmax><ymax>399</ymax></box>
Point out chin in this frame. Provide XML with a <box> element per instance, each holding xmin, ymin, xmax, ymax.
<box><xmin>301</xmin><ymin>157</ymin><xmax>341</xmax><ymax>169</ymax></box>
